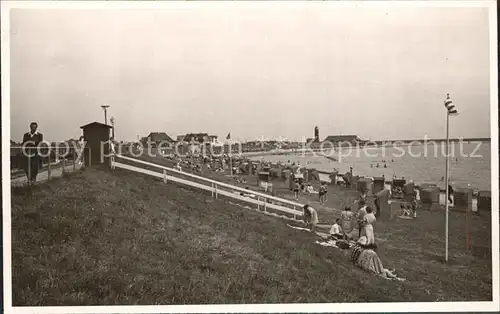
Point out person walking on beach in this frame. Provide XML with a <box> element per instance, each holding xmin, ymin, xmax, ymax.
<box><xmin>294</xmin><ymin>180</ymin><xmax>300</xmax><ymax>200</ymax></box>
<box><xmin>22</xmin><ymin>122</ymin><xmax>43</xmax><ymax>184</ymax></box>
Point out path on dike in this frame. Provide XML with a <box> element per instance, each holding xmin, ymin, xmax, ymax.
<box><xmin>11</xmin><ymin>162</ymin><xmax>83</xmax><ymax>187</ymax></box>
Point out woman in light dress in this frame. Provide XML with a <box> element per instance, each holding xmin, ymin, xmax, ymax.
<box><xmin>303</xmin><ymin>204</ymin><xmax>319</xmax><ymax>232</ymax></box>
<box><xmin>363</xmin><ymin>206</ymin><xmax>377</xmax><ymax>246</ymax></box>
<box><xmin>351</xmin><ymin>236</ymin><xmax>403</xmax><ymax>280</ymax></box>
<box><xmin>340</xmin><ymin>206</ymin><xmax>355</xmax><ymax>239</ymax></box>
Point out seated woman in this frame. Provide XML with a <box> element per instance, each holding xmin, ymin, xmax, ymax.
<box><xmin>175</xmin><ymin>162</ymin><xmax>182</xmax><ymax>172</ymax></box>
<box><xmin>329</xmin><ymin>218</ymin><xmax>344</xmax><ymax>240</ymax></box>
<box><xmin>306</xmin><ymin>184</ymin><xmax>318</xmax><ymax>194</ymax></box>
<box><xmin>350</xmin><ymin>236</ymin><xmax>400</xmax><ymax>280</ymax></box>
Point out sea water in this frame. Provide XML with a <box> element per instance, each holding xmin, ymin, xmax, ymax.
<box><xmin>249</xmin><ymin>142</ymin><xmax>491</xmax><ymax>191</ymax></box>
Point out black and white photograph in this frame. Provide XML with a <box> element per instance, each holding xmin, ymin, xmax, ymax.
<box><xmin>1</xmin><ymin>0</ymin><xmax>498</xmax><ymax>313</ymax></box>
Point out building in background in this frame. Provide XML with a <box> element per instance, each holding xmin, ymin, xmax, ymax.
<box><xmin>176</xmin><ymin>133</ymin><xmax>219</xmax><ymax>155</ymax></box>
<box><xmin>179</xmin><ymin>133</ymin><xmax>217</xmax><ymax>144</ymax></box>
<box><xmin>322</xmin><ymin>135</ymin><xmax>362</xmax><ymax>146</ymax></box>
<box><xmin>141</xmin><ymin>132</ymin><xmax>175</xmax><ymax>148</ymax></box>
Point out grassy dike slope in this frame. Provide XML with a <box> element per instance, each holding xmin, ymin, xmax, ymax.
<box><xmin>11</xmin><ymin>166</ymin><xmax>491</xmax><ymax>305</ymax></box>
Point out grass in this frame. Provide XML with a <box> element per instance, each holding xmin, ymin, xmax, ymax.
<box><xmin>11</xmin><ymin>164</ymin><xmax>492</xmax><ymax>305</ymax></box>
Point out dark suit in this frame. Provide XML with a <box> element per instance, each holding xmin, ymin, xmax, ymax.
<box><xmin>448</xmin><ymin>185</ymin><xmax>454</xmax><ymax>203</ymax></box>
<box><xmin>374</xmin><ymin>197</ymin><xmax>380</xmax><ymax>218</ymax></box>
<box><xmin>22</xmin><ymin>132</ymin><xmax>43</xmax><ymax>182</ymax></box>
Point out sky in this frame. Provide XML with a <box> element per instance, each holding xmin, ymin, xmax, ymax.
<box><xmin>8</xmin><ymin>3</ymin><xmax>492</xmax><ymax>142</ymax></box>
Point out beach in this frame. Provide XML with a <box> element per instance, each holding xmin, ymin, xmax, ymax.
<box><xmin>248</xmin><ymin>143</ymin><xmax>491</xmax><ymax>191</ymax></box>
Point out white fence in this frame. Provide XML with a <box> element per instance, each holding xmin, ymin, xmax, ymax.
<box><xmin>112</xmin><ymin>154</ymin><xmax>305</xmax><ymax>220</ymax></box>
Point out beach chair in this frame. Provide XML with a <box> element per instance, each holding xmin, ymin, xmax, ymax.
<box><xmin>391</xmin><ymin>179</ymin><xmax>406</xmax><ymax>199</ymax></box>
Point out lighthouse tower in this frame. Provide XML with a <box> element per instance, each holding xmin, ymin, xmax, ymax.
<box><xmin>314</xmin><ymin>126</ymin><xmax>319</xmax><ymax>142</ymax></box>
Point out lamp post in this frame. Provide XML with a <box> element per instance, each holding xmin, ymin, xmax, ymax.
<box><xmin>101</xmin><ymin>105</ymin><xmax>110</xmax><ymax>125</ymax></box>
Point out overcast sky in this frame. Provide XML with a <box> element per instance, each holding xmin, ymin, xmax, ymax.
<box><xmin>9</xmin><ymin>4</ymin><xmax>491</xmax><ymax>142</ymax></box>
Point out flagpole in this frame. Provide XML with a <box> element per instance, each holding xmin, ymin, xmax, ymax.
<box><xmin>466</xmin><ymin>199</ymin><xmax>469</xmax><ymax>250</ymax></box>
<box><xmin>466</xmin><ymin>184</ymin><xmax>470</xmax><ymax>251</ymax></box>
<box><xmin>445</xmin><ymin>106</ymin><xmax>450</xmax><ymax>263</ymax></box>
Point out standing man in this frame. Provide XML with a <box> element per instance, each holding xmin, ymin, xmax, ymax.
<box><xmin>448</xmin><ymin>184</ymin><xmax>454</xmax><ymax>206</ymax></box>
<box><xmin>374</xmin><ymin>192</ymin><xmax>381</xmax><ymax>218</ymax></box>
<box><xmin>319</xmin><ymin>182</ymin><xmax>326</xmax><ymax>204</ymax></box>
<box><xmin>22</xmin><ymin>122</ymin><xmax>43</xmax><ymax>184</ymax></box>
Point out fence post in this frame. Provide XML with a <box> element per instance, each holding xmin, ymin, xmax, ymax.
<box><xmin>109</xmin><ymin>148</ymin><xmax>114</xmax><ymax>168</ymax></box>
<box><xmin>81</xmin><ymin>147</ymin><xmax>85</xmax><ymax>169</ymax></box>
<box><xmin>27</xmin><ymin>152</ymin><xmax>31</xmax><ymax>186</ymax></box>
<box><xmin>47</xmin><ymin>153</ymin><xmax>51</xmax><ymax>181</ymax></box>
<box><xmin>257</xmin><ymin>196</ymin><xmax>260</xmax><ymax>211</ymax></box>
<box><xmin>215</xmin><ymin>183</ymin><xmax>218</xmax><ymax>199</ymax></box>
<box><xmin>264</xmin><ymin>197</ymin><xmax>267</xmax><ymax>213</ymax></box>
<box><xmin>62</xmin><ymin>157</ymin><xmax>66</xmax><ymax>176</ymax></box>
<box><xmin>163</xmin><ymin>169</ymin><xmax>167</xmax><ymax>184</ymax></box>
<box><xmin>211</xmin><ymin>183</ymin><xmax>214</xmax><ymax>199</ymax></box>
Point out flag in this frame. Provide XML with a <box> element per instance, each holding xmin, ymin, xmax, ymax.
<box><xmin>226</xmin><ymin>132</ymin><xmax>231</xmax><ymax>140</ymax></box>
<box><xmin>444</xmin><ymin>93</ymin><xmax>459</xmax><ymax>115</ymax></box>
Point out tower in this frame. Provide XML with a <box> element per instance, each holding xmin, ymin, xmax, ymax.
<box><xmin>314</xmin><ymin>126</ymin><xmax>319</xmax><ymax>142</ymax></box>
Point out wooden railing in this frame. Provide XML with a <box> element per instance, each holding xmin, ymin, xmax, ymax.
<box><xmin>10</xmin><ymin>146</ymin><xmax>90</xmax><ymax>185</ymax></box>
<box><xmin>112</xmin><ymin>154</ymin><xmax>304</xmax><ymax>220</ymax></box>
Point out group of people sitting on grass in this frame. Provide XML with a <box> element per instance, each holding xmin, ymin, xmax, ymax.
<box><xmin>300</xmin><ymin>199</ymin><xmax>404</xmax><ymax>280</ymax></box>
<box><xmin>326</xmin><ymin>200</ymin><xmax>376</xmax><ymax>244</ymax></box>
